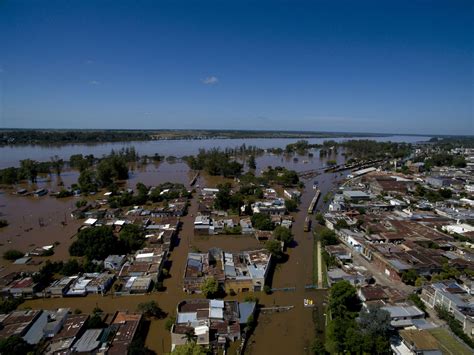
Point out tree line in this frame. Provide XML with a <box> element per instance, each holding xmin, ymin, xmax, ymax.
<box><xmin>0</xmin><ymin>130</ymin><xmax>151</xmax><ymax>145</ymax></box>
<box><xmin>183</xmin><ymin>148</ymin><xmax>243</xmax><ymax>177</ymax></box>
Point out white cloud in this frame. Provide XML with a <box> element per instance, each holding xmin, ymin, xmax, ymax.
<box><xmin>89</xmin><ymin>80</ymin><xmax>100</xmax><ymax>85</ymax></box>
<box><xmin>201</xmin><ymin>76</ymin><xmax>219</xmax><ymax>85</ymax></box>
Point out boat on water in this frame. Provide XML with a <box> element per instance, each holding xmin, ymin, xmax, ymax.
<box><xmin>304</xmin><ymin>216</ymin><xmax>311</xmax><ymax>232</ymax></box>
<box><xmin>304</xmin><ymin>299</ymin><xmax>315</xmax><ymax>307</ymax></box>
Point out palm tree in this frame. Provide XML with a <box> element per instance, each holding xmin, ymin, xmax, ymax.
<box><xmin>182</xmin><ymin>329</ymin><xmax>197</xmax><ymax>343</ymax></box>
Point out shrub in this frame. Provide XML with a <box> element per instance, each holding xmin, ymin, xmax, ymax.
<box><xmin>408</xmin><ymin>294</ymin><xmax>426</xmax><ymax>312</ymax></box>
<box><xmin>0</xmin><ymin>297</ymin><xmax>24</xmax><ymax>314</ymax></box>
<box><xmin>165</xmin><ymin>316</ymin><xmax>176</xmax><ymax>331</ymax></box>
<box><xmin>200</xmin><ymin>277</ymin><xmax>219</xmax><ymax>298</ymax></box>
<box><xmin>137</xmin><ymin>301</ymin><xmax>166</xmax><ymax>319</ymax></box>
<box><xmin>3</xmin><ymin>249</ymin><xmax>24</xmax><ymax>261</ymax></box>
<box><xmin>75</xmin><ymin>199</ymin><xmax>87</xmax><ymax>208</ymax></box>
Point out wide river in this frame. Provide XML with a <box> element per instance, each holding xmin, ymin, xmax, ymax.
<box><xmin>1</xmin><ymin>135</ymin><xmax>429</xmax><ymax>168</ymax></box>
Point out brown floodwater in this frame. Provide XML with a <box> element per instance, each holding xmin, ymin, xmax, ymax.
<box><xmin>0</xmin><ymin>190</ymin><xmax>81</xmax><ymax>270</ymax></box>
<box><xmin>8</xmin><ymin>152</ymin><xmax>344</xmax><ymax>354</ymax></box>
<box><xmin>0</xmin><ymin>135</ymin><xmax>429</xmax><ymax>168</ymax></box>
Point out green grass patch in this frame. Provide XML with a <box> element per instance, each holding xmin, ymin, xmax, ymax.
<box><xmin>312</xmin><ymin>228</ymin><xmax>329</xmax><ymax>288</ymax></box>
<box><xmin>428</xmin><ymin>328</ymin><xmax>472</xmax><ymax>355</ymax></box>
<box><xmin>312</xmin><ymin>232</ymin><xmax>319</xmax><ymax>285</ymax></box>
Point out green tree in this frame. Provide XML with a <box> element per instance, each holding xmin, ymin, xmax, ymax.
<box><xmin>319</xmin><ymin>228</ymin><xmax>338</xmax><ymax>246</ymax></box>
<box><xmin>251</xmin><ymin>213</ymin><xmax>274</xmax><ymax>231</ymax></box>
<box><xmin>97</xmin><ymin>155</ymin><xmax>129</xmax><ymax>187</ymax></box>
<box><xmin>311</xmin><ymin>338</ymin><xmax>326</xmax><ymax>354</ymax></box>
<box><xmin>0</xmin><ymin>167</ymin><xmax>21</xmax><ymax>185</ymax></box>
<box><xmin>344</xmin><ymin>326</ymin><xmax>363</xmax><ymax>353</ymax></box>
<box><xmin>415</xmin><ymin>184</ymin><xmax>426</xmax><ymax>196</ymax></box>
<box><xmin>315</xmin><ymin>212</ymin><xmax>325</xmax><ymax>225</ymax></box>
<box><xmin>75</xmin><ymin>199</ymin><xmax>87</xmax><ymax>208</ymax></box>
<box><xmin>439</xmin><ymin>188</ymin><xmax>452</xmax><ymax>199</ymax></box>
<box><xmin>244</xmin><ymin>314</ymin><xmax>257</xmax><ymax>334</ymax></box>
<box><xmin>32</xmin><ymin>260</ymin><xmax>63</xmax><ymax>285</ymax></box>
<box><xmin>137</xmin><ymin>301</ymin><xmax>166</xmax><ymax>319</ymax></box>
<box><xmin>328</xmin><ymin>280</ymin><xmax>361</xmax><ymax>319</ymax></box>
<box><xmin>0</xmin><ymin>335</ymin><xmax>33</xmax><ymax>355</ymax></box>
<box><xmin>50</xmin><ymin>155</ymin><xmax>64</xmax><ymax>176</ymax></box>
<box><xmin>214</xmin><ymin>183</ymin><xmax>232</xmax><ymax>210</ymax></box>
<box><xmin>134</xmin><ymin>182</ymin><xmax>149</xmax><ymax>204</ymax></box>
<box><xmin>200</xmin><ymin>277</ymin><xmax>219</xmax><ymax>298</ymax></box>
<box><xmin>415</xmin><ymin>276</ymin><xmax>427</xmax><ymax>287</ymax></box>
<box><xmin>248</xmin><ymin>155</ymin><xmax>257</xmax><ymax>170</ymax></box>
<box><xmin>326</xmin><ymin>317</ymin><xmax>354</xmax><ymax>353</ymax></box>
<box><xmin>69</xmin><ymin>226</ymin><xmax>119</xmax><ymax>260</ymax></box>
<box><xmin>401</xmin><ymin>269</ymin><xmax>418</xmax><ymax>285</ymax></box>
<box><xmin>334</xmin><ymin>219</ymin><xmax>349</xmax><ymax>230</ymax></box>
<box><xmin>453</xmin><ymin>156</ymin><xmax>466</xmax><ymax>168</ymax></box>
<box><xmin>273</xmin><ymin>226</ymin><xmax>293</xmax><ymax>246</ymax></box>
<box><xmin>284</xmin><ymin>198</ymin><xmax>298</xmax><ymax>212</ymax></box>
<box><xmin>408</xmin><ymin>294</ymin><xmax>426</xmax><ymax>312</ymax></box>
<box><xmin>165</xmin><ymin>316</ymin><xmax>176</xmax><ymax>331</ymax></box>
<box><xmin>358</xmin><ymin>305</ymin><xmax>391</xmax><ymax>339</ymax></box>
<box><xmin>70</xmin><ymin>154</ymin><xmax>94</xmax><ymax>171</ymax></box>
<box><xmin>119</xmin><ymin>224</ymin><xmax>145</xmax><ymax>252</ymax></box>
<box><xmin>20</xmin><ymin>159</ymin><xmax>38</xmax><ymax>183</ymax></box>
<box><xmin>0</xmin><ymin>297</ymin><xmax>24</xmax><ymax>314</ymax></box>
<box><xmin>78</xmin><ymin>168</ymin><xmax>98</xmax><ymax>193</ymax></box>
<box><xmin>60</xmin><ymin>259</ymin><xmax>83</xmax><ymax>276</ymax></box>
<box><xmin>86</xmin><ymin>313</ymin><xmax>106</xmax><ymax>329</ymax></box>
<box><xmin>128</xmin><ymin>338</ymin><xmax>154</xmax><ymax>355</ymax></box>
<box><xmin>265</xmin><ymin>240</ymin><xmax>283</xmax><ymax>259</ymax></box>
<box><xmin>97</xmin><ymin>159</ymin><xmax>114</xmax><ymax>187</ymax></box>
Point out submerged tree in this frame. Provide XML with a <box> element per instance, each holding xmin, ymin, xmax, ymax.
<box><xmin>248</xmin><ymin>155</ymin><xmax>257</xmax><ymax>170</ymax></box>
<box><xmin>50</xmin><ymin>155</ymin><xmax>64</xmax><ymax>176</ymax></box>
<box><xmin>20</xmin><ymin>159</ymin><xmax>38</xmax><ymax>183</ymax></box>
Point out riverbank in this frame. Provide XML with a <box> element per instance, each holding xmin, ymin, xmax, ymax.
<box><xmin>0</xmin><ymin>128</ymin><xmax>400</xmax><ymax>147</ymax></box>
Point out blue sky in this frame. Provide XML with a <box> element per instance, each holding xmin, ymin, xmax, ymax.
<box><xmin>0</xmin><ymin>0</ymin><xmax>472</xmax><ymax>135</ymax></box>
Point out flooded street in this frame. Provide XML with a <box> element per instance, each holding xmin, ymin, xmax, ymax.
<box><xmin>245</xmin><ymin>168</ymin><xmax>341</xmax><ymax>355</ymax></box>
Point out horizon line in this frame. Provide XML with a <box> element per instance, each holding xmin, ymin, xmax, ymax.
<box><xmin>0</xmin><ymin>127</ymin><xmax>471</xmax><ymax>138</ymax></box>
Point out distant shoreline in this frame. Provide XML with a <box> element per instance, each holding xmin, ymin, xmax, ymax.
<box><xmin>0</xmin><ymin>128</ymin><xmax>444</xmax><ymax>146</ymax></box>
